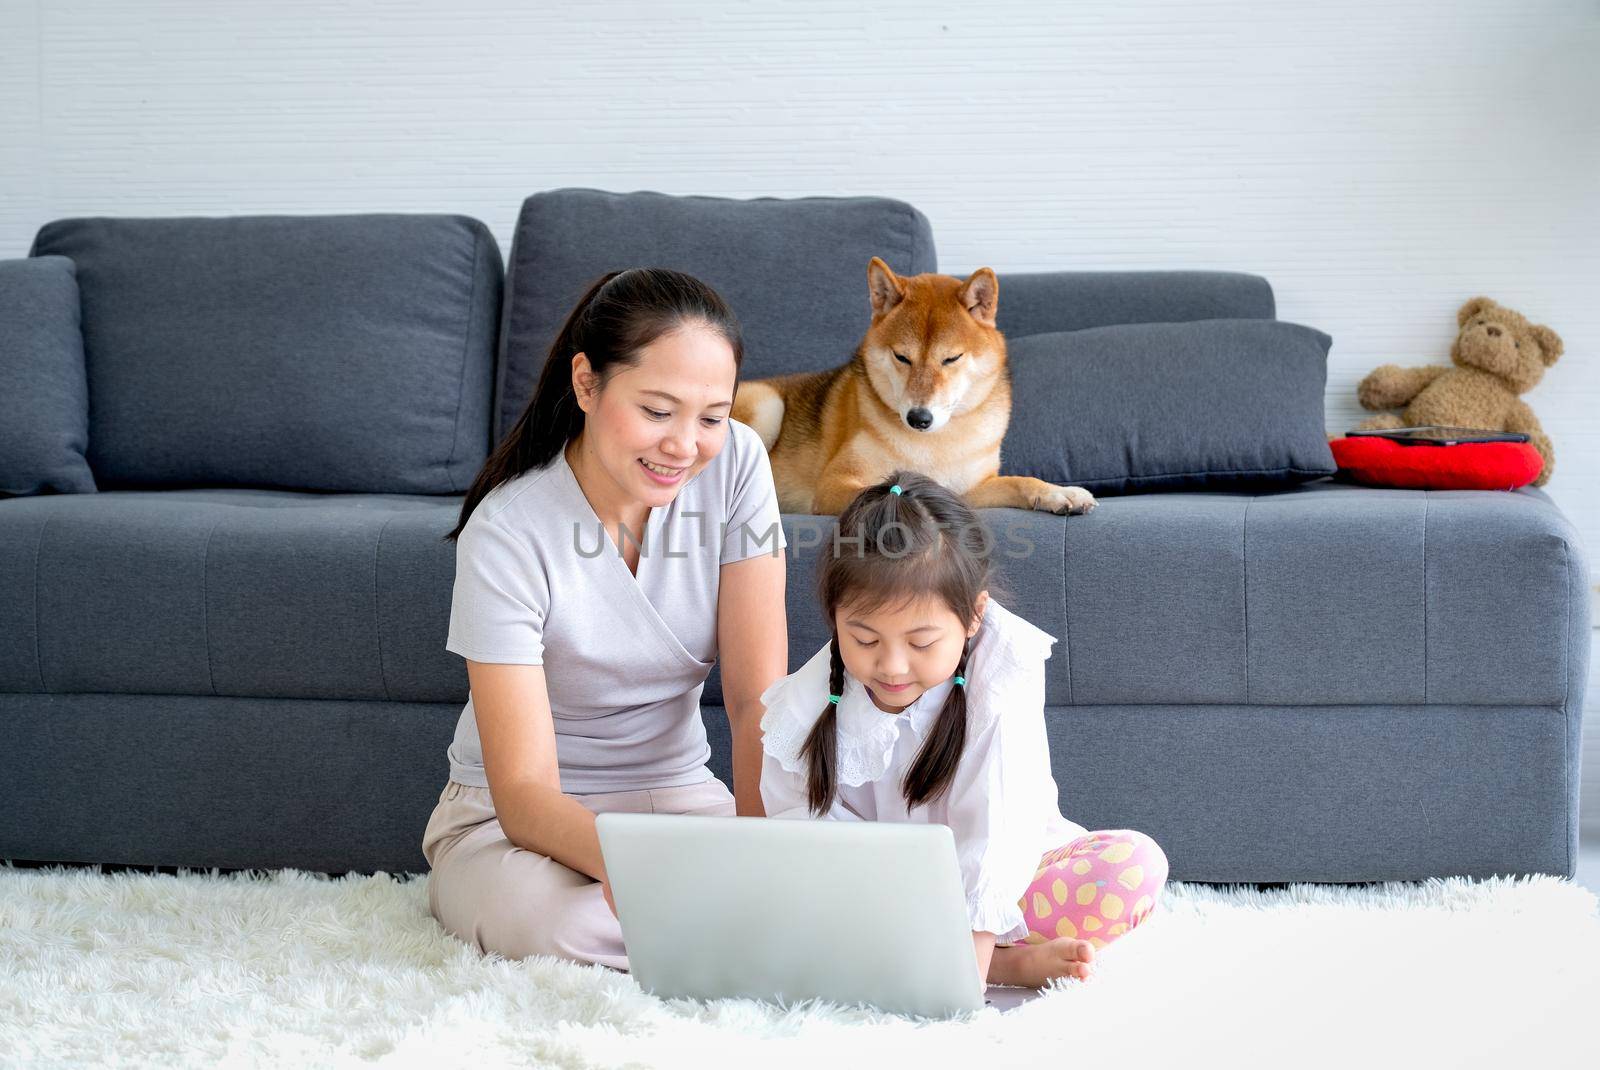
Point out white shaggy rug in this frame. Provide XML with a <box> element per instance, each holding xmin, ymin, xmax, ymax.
<box><xmin>2</xmin><ymin>864</ymin><xmax>1597</xmax><ymax>1070</ymax></box>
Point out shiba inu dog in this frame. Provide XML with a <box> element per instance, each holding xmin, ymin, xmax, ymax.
<box><xmin>731</xmin><ymin>257</ymin><xmax>1098</xmax><ymax>516</ymax></box>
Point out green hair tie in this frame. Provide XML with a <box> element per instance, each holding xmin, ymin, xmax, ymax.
<box><xmin>889</xmin><ymin>484</ymin><xmax>903</xmax><ymax>496</ymax></box>
<box><xmin>828</xmin><ymin>694</ymin><xmax>841</xmax><ymax>704</ymax></box>
<box><xmin>953</xmin><ymin>676</ymin><xmax>966</xmax><ymax>686</ymax></box>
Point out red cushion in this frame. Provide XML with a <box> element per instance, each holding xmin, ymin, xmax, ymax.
<box><xmin>1329</xmin><ymin>436</ymin><xmax>1543</xmax><ymax>490</ymax></box>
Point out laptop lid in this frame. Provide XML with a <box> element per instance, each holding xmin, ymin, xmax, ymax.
<box><xmin>596</xmin><ymin>813</ymin><xmax>985</xmax><ymax>1018</ymax></box>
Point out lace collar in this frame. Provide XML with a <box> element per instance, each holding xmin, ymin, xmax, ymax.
<box><xmin>761</xmin><ymin>650</ymin><xmax>957</xmax><ymax>786</ymax></box>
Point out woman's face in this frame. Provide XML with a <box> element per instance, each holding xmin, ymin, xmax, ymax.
<box><xmin>834</xmin><ymin>590</ymin><xmax>988</xmax><ymax>713</ymax></box>
<box><xmin>571</xmin><ymin>322</ymin><xmax>738</xmax><ymax>514</ymax></box>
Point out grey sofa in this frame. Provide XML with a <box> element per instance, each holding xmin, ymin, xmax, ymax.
<box><xmin>1</xmin><ymin>190</ymin><xmax>1588</xmax><ymax>884</ymax></box>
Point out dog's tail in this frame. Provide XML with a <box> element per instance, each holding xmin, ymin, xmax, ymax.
<box><xmin>732</xmin><ymin>381</ymin><xmax>786</xmax><ymax>452</ymax></box>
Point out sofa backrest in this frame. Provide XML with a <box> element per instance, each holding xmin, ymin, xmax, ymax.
<box><xmin>493</xmin><ymin>188</ymin><xmax>937</xmax><ymax>441</ymax></box>
<box><xmin>31</xmin><ymin>214</ymin><xmax>502</xmax><ymax>495</ymax></box>
<box><xmin>992</xmin><ymin>270</ymin><xmax>1275</xmax><ymax>337</ymax></box>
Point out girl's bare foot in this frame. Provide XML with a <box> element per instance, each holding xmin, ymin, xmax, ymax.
<box><xmin>990</xmin><ymin>937</ymin><xmax>1096</xmax><ymax>987</ymax></box>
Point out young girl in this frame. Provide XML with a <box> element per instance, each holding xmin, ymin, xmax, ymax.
<box><xmin>759</xmin><ymin>472</ymin><xmax>1169</xmax><ymax>988</ymax></box>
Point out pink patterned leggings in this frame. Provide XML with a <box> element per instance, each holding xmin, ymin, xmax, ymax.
<box><xmin>1012</xmin><ymin>829</ymin><xmax>1169</xmax><ymax>950</ymax></box>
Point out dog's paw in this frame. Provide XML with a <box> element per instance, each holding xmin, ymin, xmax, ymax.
<box><xmin>1036</xmin><ymin>484</ymin><xmax>1097</xmax><ymax>515</ymax></box>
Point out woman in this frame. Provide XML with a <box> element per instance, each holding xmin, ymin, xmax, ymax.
<box><xmin>422</xmin><ymin>268</ymin><xmax>788</xmax><ymax>969</ymax></box>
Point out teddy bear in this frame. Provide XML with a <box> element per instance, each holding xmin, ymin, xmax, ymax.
<box><xmin>1355</xmin><ymin>296</ymin><xmax>1564</xmax><ymax>486</ymax></box>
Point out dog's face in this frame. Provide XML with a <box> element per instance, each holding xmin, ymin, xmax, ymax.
<box><xmin>859</xmin><ymin>257</ymin><xmax>1006</xmax><ymax>433</ymax></box>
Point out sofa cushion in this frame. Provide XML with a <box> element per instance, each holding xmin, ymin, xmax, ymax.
<box><xmin>1057</xmin><ymin>482</ymin><xmax>1583</xmax><ymax>707</ymax></box>
<box><xmin>495</xmin><ymin>188</ymin><xmax>937</xmax><ymax>440</ymax></box>
<box><xmin>0</xmin><ymin>257</ymin><xmax>97</xmax><ymax>496</ymax></box>
<box><xmin>0</xmin><ymin>489</ymin><xmax>467</xmax><ymax>702</ymax></box>
<box><xmin>30</xmin><ymin>215</ymin><xmax>502</xmax><ymax>494</ymax></box>
<box><xmin>993</xmin><ymin>270</ymin><xmax>1275</xmax><ymax>338</ymax></box>
<box><xmin>1001</xmin><ymin>319</ymin><xmax>1337</xmax><ymax>493</ymax></box>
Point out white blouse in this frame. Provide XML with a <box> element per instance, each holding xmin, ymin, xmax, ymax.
<box><xmin>759</xmin><ymin>599</ymin><xmax>1088</xmax><ymax>942</ymax></box>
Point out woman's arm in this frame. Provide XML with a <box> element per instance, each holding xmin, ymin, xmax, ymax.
<box><xmin>715</xmin><ymin>550</ymin><xmax>788</xmax><ymax>816</ymax></box>
<box><xmin>466</xmin><ymin>659</ymin><xmax>608</xmax><ymax>881</ymax></box>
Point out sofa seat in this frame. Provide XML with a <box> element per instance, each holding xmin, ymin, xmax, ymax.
<box><xmin>0</xmin><ymin>489</ymin><xmax>467</xmax><ymax>703</ymax></box>
<box><xmin>1058</xmin><ymin>480</ymin><xmax>1583</xmax><ymax>708</ymax></box>
<box><xmin>6</xmin><ymin>480</ymin><xmax>1585</xmax><ymax>716</ymax></box>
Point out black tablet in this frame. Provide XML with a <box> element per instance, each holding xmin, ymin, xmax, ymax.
<box><xmin>1346</xmin><ymin>425</ymin><xmax>1530</xmax><ymax>446</ymax></box>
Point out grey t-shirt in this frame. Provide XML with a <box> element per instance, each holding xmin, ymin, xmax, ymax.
<box><xmin>444</xmin><ymin>419</ymin><xmax>787</xmax><ymax>794</ymax></box>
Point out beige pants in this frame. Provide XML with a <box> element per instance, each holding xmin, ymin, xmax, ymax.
<box><xmin>420</xmin><ymin>776</ymin><xmax>737</xmax><ymax>971</ymax></box>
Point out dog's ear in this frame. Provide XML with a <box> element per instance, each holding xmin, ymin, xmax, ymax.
<box><xmin>867</xmin><ymin>257</ymin><xmax>906</xmax><ymax>316</ymax></box>
<box><xmin>958</xmin><ymin>268</ymin><xmax>999</xmax><ymax>327</ymax></box>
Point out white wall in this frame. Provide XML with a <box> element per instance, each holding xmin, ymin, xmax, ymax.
<box><xmin>3</xmin><ymin>0</ymin><xmax>1597</xmax><ymax>829</ymax></box>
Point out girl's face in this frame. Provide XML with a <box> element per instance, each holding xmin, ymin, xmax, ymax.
<box><xmin>570</xmin><ymin>323</ymin><xmax>738</xmax><ymax>515</ymax></box>
<box><xmin>835</xmin><ymin>590</ymin><xmax>989</xmax><ymax>713</ymax></box>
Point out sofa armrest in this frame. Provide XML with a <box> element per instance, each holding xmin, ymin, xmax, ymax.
<box><xmin>988</xmin><ymin>270</ymin><xmax>1275</xmax><ymax>338</ymax></box>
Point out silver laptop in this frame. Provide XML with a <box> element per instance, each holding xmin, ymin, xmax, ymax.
<box><xmin>596</xmin><ymin>813</ymin><xmax>986</xmax><ymax>1018</ymax></box>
